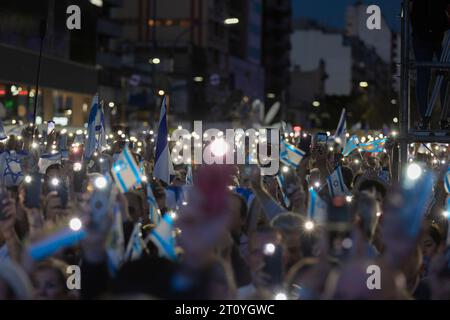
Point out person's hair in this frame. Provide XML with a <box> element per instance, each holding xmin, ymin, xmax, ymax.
<box><xmin>270</xmin><ymin>212</ymin><xmax>306</xmax><ymax>233</ymax></box>
<box><xmin>340</xmin><ymin>166</ymin><xmax>354</xmax><ymax>191</ymax></box>
<box><xmin>150</xmin><ymin>180</ymin><xmax>166</xmax><ymax>199</ymax></box>
<box><xmin>33</xmin><ymin>258</ymin><xmax>69</xmax><ymax>292</ymax></box>
<box><xmin>270</xmin><ymin>212</ymin><xmax>318</xmax><ymax>258</ymax></box>
<box><xmin>357</xmin><ymin>179</ymin><xmax>387</xmax><ymax>199</ymax></box>
<box><xmin>204</xmin><ymin>256</ymin><xmax>237</xmax><ymax>299</ymax></box>
<box><xmin>248</xmin><ymin>225</ymin><xmax>281</xmax><ymax>250</ymax></box>
<box><xmin>351</xmin><ymin>192</ymin><xmax>378</xmax><ymax>240</ymax></box>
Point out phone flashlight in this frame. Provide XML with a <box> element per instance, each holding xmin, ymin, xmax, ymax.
<box><xmin>73</xmin><ymin>162</ymin><xmax>82</xmax><ymax>172</ymax></box>
<box><xmin>94</xmin><ymin>176</ymin><xmax>108</xmax><ymax>189</ymax></box>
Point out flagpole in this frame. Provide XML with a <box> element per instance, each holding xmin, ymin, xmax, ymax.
<box><xmin>32</xmin><ymin>19</ymin><xmax>47</xmax><ymax>140</ymax></box>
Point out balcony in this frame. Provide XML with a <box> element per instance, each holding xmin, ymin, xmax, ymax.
<box><xmin>97</xmin><ymin>18</ymin><xmax>122</xmax><ymax>38</ymax></box>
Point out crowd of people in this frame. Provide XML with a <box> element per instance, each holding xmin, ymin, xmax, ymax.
<box><xmin>0</xmin><ymin>119</ymin><xmax>449</xmax><ymax>301</ymax></box>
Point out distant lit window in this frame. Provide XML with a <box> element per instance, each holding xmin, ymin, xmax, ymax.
<box><xmin>180</xmin><ymin>20</ymin><xmax>191</xmax><ymax>28</ymax></box>
<box><xmin>166</xmin><ymin>19</ymin><xmax>174</xmax><ymax>26</ymax></box>
<box><xmin>148</xmin><ymin>19</ymin><xmax>155</xmax><ymax>26</ymax></box>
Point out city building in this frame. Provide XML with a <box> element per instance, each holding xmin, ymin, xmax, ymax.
<box><xmin>0</xmin><ymin>0</ymin><xmax>123</xmax><ymax>127</ymax></box>
<box><xmin>262</xmin><ymin>0</ymin><xmax>292</xmax><ymax>119</ymax></box>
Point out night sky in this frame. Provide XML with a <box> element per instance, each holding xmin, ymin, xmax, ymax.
<box><xmin>293</xmin><ymin>0</ymin><xmax>401</xmax><ymax>32</ymax></box>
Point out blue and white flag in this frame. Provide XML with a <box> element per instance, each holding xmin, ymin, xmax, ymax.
<box><xmin>0</xmin><ymin>150</ymin><xmax>24</xmax><ymax>186</ymax></box>
<box><xmin>0</xmin><ymin>117</ymin><xmax>7</xmax><ymax>141</ymax></box>
<box><xmin>280</xmin><ymin>140</ymin><xmax>305</xmax><ymax>168</ymax></box>
<box><xmin>342</xmin><ymin>135</ymin><xmax>359</xmax><ymax>157</ymax></box>
<box><xmin>334</xmin><ymin>108</ymin><xmax>347</xmax><ymax>147</ymax></box>
<box><xmin>154</xmin><ymin>96</ymin><xmax>174</xmax><ymax>184</ymax></box>
<box><xmin>307</xmin><ymin>187</ymin><xmax>327</xmax><ymax>224</ymax></box>
<box><xmin>123</xmin><ymin>222</ymin><xmax>144</xmax><ymax>262</ymax></box>
<box><xmin>326</xmin><ymin>166</ymin><xmax>350</xmax><ymax>198</ymax></box>
<box><xmin>185</xmin><ymin>165</ymin><xmax>193</xmax><ymax>185</ymax></box>
<box><xmin>38</xmin><ymin>152</ymin><xmax>62</xmax><ymax>174</ymax></box>
<box><xmin>84</xmin><ymin>95</ymin><xmax>106</xmax><ymax>160</ymax></box>
<box><xmin>359</xmin><ymin>138</ymin><xmax>387</xmax><ymax>153</ymax></box>
<box><xmin>106</xmin><ymin>204</ymin><xmax>125</xmax><ymax>275</ymax></box>
<box><xmin>276</xmin><ymin>174</ymin><xmax>291</xmax><ymax>208</ymax></box>
<box><xmin>111</xmin><ymin>146</ymin><xmax>142</xmax><ymax>193</ymax></box>
<box><xmin>444</xmin><ymin>168</ymin><xmax>450</xmax><ymax>193</ymax></box>
<box><xmin>146</xmin><ymin>182</ymin><xmax>161</xmax><ymax>224</ymax></box>
<box><xmin>145</xmin><ymin>214</ymin><xmax>177</xmax><ymax>261</ymax></box>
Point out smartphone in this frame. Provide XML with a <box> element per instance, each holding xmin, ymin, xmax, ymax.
<box><xmin>262</xmin><ymin>243</ymin><xmax>284</xmax><ymax>287</ymax></box>
<box><xmin>73</xmin><ymin>163</ymin><xmax>86</xmax><ymax>193</ymax></box>
<box><xmin>313</xmin><ymin>132</ymin><xmax>328</xmax><ymax>148</ymax></box>
<box><xmin>47</xmin><ymin>177</ymin><xmax>68</xmax><ymax>209</ymax></box>
<box><xmin>89</xmin><ymin>175</ymin><xmax>113</xmax><ymax>231</ymax></box>
<box><xmin>298</xmin><ymin>134</ymin><xmax>312</xmax><ymax>157</ymax></box>
<box><xmin>280</xmin><ymin>169</ymin><xmax>298</xmax><ymax>197</ymax></box>
<box><xmin>24</xmin><ymin>173</ymin><xmax>42</xmax><ymax>209</ymax></box>
<box><xmin>327</xmin><ymin>196</ymin><xmax>352</xmax><ymax>260</ymax></box>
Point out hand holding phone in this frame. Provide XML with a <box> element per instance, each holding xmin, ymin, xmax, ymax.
<box><xmin>24</xmin><ymin>173</ymin><xmax>42</xmax><ymax>209</ymax></box>
<box><xmin>262</xmin><ymin>243</ymin><xmax>284</xmax><ymax>287</ymax></box>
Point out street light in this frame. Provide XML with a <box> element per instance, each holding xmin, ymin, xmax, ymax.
<box><xmin>359</xmin><ymin>81</ymin><xmax>369</xmax><ymax>88</ymax></box>
<box><xmin>150</xmin><ymin>57</ymin><xmax>160</xmax><ymax>64</ymax></box>
<box><xmin>312</xmin><ymin>101</ymin><xmax>320</xmax><ymax>107</ymax></box>
<box><xmin>193</xmin><ymin>76</ymin><xmax>204</xmax><ymax>82</ymax></box>
<box><xmin>224</xmin><ymin>17</ymin><xmax>239</xmax><ymax>25</ymax></box>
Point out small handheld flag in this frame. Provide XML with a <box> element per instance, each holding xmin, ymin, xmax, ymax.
<box><xmin>359</xmin><ymin>138</ymin><xmax>387</xmax><ymax>153</ymax></box>
<box><xmin>38</xmin><ymin>152</ymin><xmax>62</xmax><ymax>174</ymax></box>
<box><xmin>280</xmin><ymin>140</ymin><xmax>305</xmax><ymax>168</ymax></box>
<box><xmin>106</xmin><ymin>204</ymin><xmax>125</xmax><ymax>275</ymax></box>
<box><xmin>146</xmin><ymin>182</ymin><xmax>161</xmax><ymax>224</ymax></box>
<box><xmin>334</xmin><ymin>108</ymin><xmax>347</xmax><ymax>147</ymax></box>
<box><xmin>307</xmin><ymin>187</ymin><xmax>327</xmax><ymax>224</ymax></box>
<box><xmin>123</xmin><ymin>222</ymin><xmax>144</xmax><ymax>262</ymax></box>
<box><xmin>276</xmin><ymin>173</ymin><xmax>291</xmax><ymax>208</ymax></box>
<box><xmin>326</xmin><ymin>166</ymin><xmax>350</xmax><ymax>198</ymax></box>
<box><xmin>145</xmin><ymin>214</ymin><xmax>177</xmax><ymax>261</ymax></box>
<box><xmin>111</xmin><ymin>146</ymin><xmax>142</xmax><ymax>193</ymax></box>
<box><xmin>342</xmin><ymin>135</ymin><xmax>359</xmax><ymax>157</ymax></box>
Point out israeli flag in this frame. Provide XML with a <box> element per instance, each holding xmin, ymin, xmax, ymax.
<box><xmin>146</xmin><ymin>182</ymin><xmax>161</xmax><ymax>224</ymax></box>
<box><xmin>0</xmin><ymin>150</ymin><xmax>24</xmax><ymax>186</ymax></box>
<box><xmin>145</xmin><ymin>214</ymin><xmax>177</xmax><ymax>261</ymax></box>
<box><xmin>359</xmin><ymin>138</ymin><xmax>387</xmax><ymax>153</ymax></box>
<box><xmin>444</xmin><ymin>168</ymin><xmax>450</xmax><ymax>193</ymax></box>
<box><xmin>185</xmin><ymin>165</ymin><xmax>193</xmax><ymax>185</ymax></box>
<box><xmin>307</xmin><ymin>187</ymin><xmax>327</xmax><ymax>224</ymax></box>
<box><xmin>154</xmin><ymin>96</ymin><xmax>174</xmax><ymax>184</ymax></box>
<box><xmin>111</xmin><ymin>146</ymin><xmax>142</xmax><ymax>193</ymax></box>
<box><xmin>334</xmin><ymin>108</ymin><xmax>347</xmax><ymax>147</ymax></box>
<box><xmin>276</xmin><ymin>174</ymin><xmax>291</xmax><ymax>208</ymax></box>
<box><xmin>342</xmin><ymin>135</ymin><xmax>359</xmax><ymax>157</ymax></box>
<box><xmin>280</xmin><ymin>140</ymin><xmax>305</xmax><ymax>168</ymax></box>
<box><xmin>84</xmin><ymin>95</ymin><xmax>106</xmax><ymax>160</ymax></box>
<box><xmin>0</xmin><ymin>117</ymin><xmax>7</xmax><ymax>141</ymax></box>
<box><xmin>106</xmin><ymin>204</ymin><xmax>125</xmax><ymax>275</ymax></box>
<box><xmin>38</xmin><ymin>152</ymin><xmax>62</xmax><ymax>174</ymax></box>
<box><xmin>123</xmin><ymin>222</ymin><xmax>144</xmax><ymax>262</ymax></box>
<box><xmin>326</xmin><ymin>166</ymin><xmax>350</xmax><ymax>198</ymax></box>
